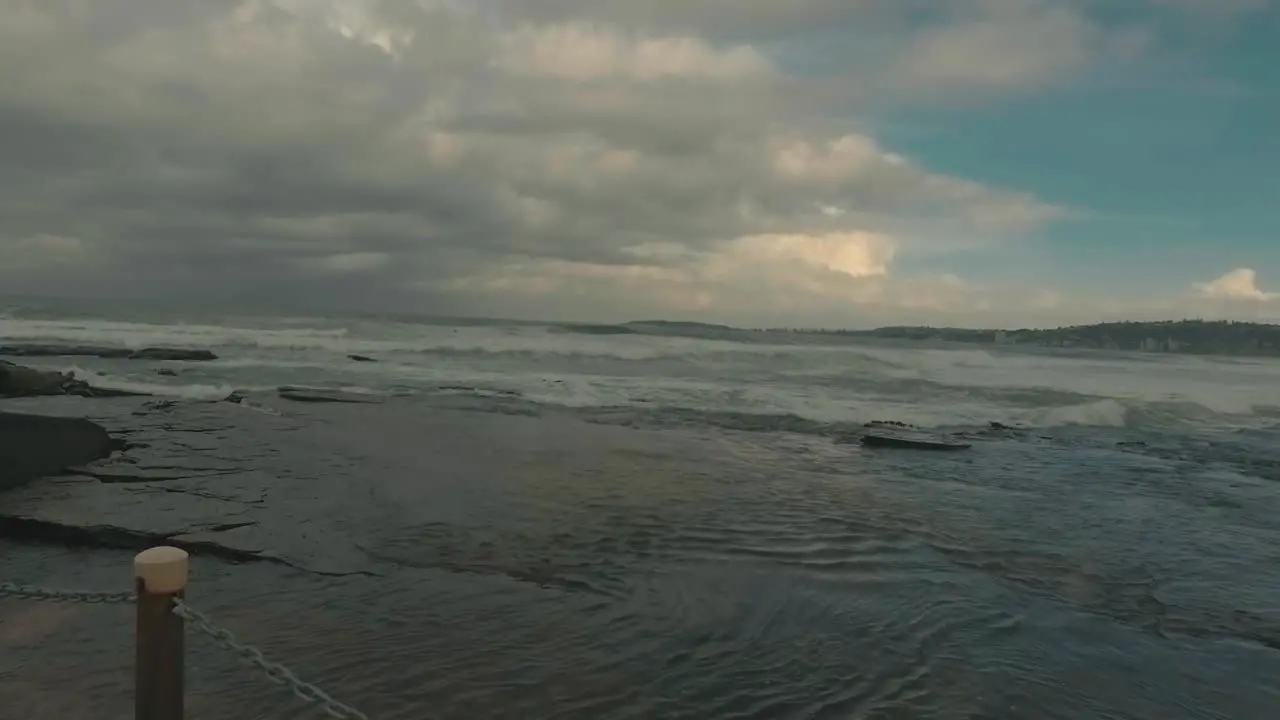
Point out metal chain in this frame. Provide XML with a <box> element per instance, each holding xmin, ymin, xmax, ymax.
<box><xmin>1</xmin><ymin>581</ymin><xmax>370</xmax><ymax>718</ymax></box>
<box><xmin>172</xmin><ymin>598</ymin><xmax>370</xmax><ymax>720</ymax></box>
<box><xmin>0</xmin><ymin>581</ymin><xmax>136</xmax><ymax>605</ymax></box>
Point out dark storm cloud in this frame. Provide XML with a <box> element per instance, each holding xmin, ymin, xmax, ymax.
<box><xmin>0</xmin><ymin>0</ymin><xmax>1101</xmax><ymax>323</ymax></box>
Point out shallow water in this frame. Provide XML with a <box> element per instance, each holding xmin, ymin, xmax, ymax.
<box><xmin>2</xmin><ymin>308</ymin><xmax>1280</xmax><ymax>719</ymax></box>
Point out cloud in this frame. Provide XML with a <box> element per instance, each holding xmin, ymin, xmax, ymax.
<box><xmin>0</xmin><ymin>0</ymin><xmax>1117</xmax><ymax>325</ymax></box>
<box><xmin>295</xmin><ymin>251</ymin><xmax>392</xmax><ymax>275</ymax></box>
<box><xmin>444</xmin><ymin>231</ymin><xmax>1094</xmax><ymax>328</ymax></box>
<box><xmin>1193</xmin><ymin>268</ymin><xmax>1278</xmax><ymax>302</ymax></box>
<box><xmin>0</xmin><ymin>234</ymin><xmax>97</xmax><ymax>270</ymax></box>
<box><xmin>891</xmin><ymin>0</ymin><xmax>1104</xmax><ymax>94</ymax></box>
<box><xmin>479</xmin><ymin>0</ymin><xmax>890</xmax><ymax>39</ymax></box>
<box><xmin>494</xmin><ymin>22</ymin><xmax>775</xmax><ymax>81</ymax></box>
<box><xmin>716</xmin><ymin>232</ymin><xmax>895</xmax><ymax>279</ymax></box>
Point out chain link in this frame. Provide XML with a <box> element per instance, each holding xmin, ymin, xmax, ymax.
<box><xmin>172</xmin><ymin>598</ymin><xmax>370</xmax><ymax>720</ymax></box>
<box><xmin>0</xmin><ymin>581</ymin><xmax>136</xmax><ymax>605</ymax></box>
<box><xmin>1</xmin><ymin>580</ymin><xmax>370</xmax><ymax>718</ymax></box>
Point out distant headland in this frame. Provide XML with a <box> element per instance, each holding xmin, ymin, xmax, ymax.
<box><xmin>562</xmin><ymin>319</ymin><xmax>1280</xmax><ymax>358</ymax></box>
<box><xmin>792</xmin><ymin>319</ymin><xmax>1280</xmax><ymax>357</ymax></box>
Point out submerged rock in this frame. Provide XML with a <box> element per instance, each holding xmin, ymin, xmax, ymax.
<box><xmin>78</xmin><ymin>385</ymin><xmax>149</xmax><ymax>398</ymax></box>
<box><xmin>347</xmin><ymin>354</ymin><xmax>377</xmax><ymax>362</ymax></box>
<box><xmin>129</xmin><ymin>347</ymin><xmax>217</xmax><ymax>361</ymax></box>
<box><xmin>952</xmin><ymin>421</ymin><xmax>1027</xmax><ymax>441</ymax></box>
<box><xmin>860</xmin><ymin>430</ymin><xmax>971</xmax><ymax>451</ymax></box>
<box><xmin>0</xmin><ymin>344</ymin><xmax>217</xmax><ymax>361</ymax></box>
<box><xmin>277</xmin><ymin>386</ymin><xmax>383</xmax><ymax>404</ymax></box>
<box><xmin>0</xmin><ymin>515</ymin><xmax>285</xmax><ymax>568</ymax></box>
<box><xmin>0</xmin><ymin>411</ymin><xmax>118</xmax><ymax>491</ymax></box>
<box><xmin>0</xmin><ymin>514</ymin><xmax>373</xmax><ymax>576</ymax></box>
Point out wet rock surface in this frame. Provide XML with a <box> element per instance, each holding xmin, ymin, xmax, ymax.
<box><xmin>860</xmin><ymin>430</ymin><xmax>972</xmax><ymax>451</ymax></box>
<box><xmin>0</xmin><ymin>396</ymin><xmax>373</xmax><ymax>576</ymax></box>
<box><xmin>850</xmin><ymin>420</ymin><xmax>1032</xmax><ymax>451</ymax></box>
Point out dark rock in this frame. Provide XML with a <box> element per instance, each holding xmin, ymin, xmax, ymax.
<box><xmin>155</xmin><ymin>368</ymin><xmax>178</xmax><ymax>377</ymax></box>
<box><xmin>81</xmin><ymin>386</ymin><xmax>151</xmax><ymax>398</ymax></box>
<box><xmin>134</xmin><ymin>400</ymin><xmax>178</xmax><ymax>416</ymax></box>
<box><xmin>1</xmin><ymin>361</ymin><xmax>150</xmax><ymax>399</ymax></box>
<box><xmin>860</xmin><ymin>430</ymin><xmax>971</xmax><ymax>451</ymax></box>
<box><xmin>277</xmin><ymin>386</ymin><xmax>383</xmax><ymax>404</ymax></box>
<box><xmin>0</xmin><ymin>412</ymin><xmax>118</xmax><ymax>491</ymax></box>
<box><xmin>865</xmin><ymin>420</ymin><xmax>914</xmax><ymax>429</ymax></box>
<box><xmin>129</xmin><ymin>347</ymin><xmax>217</xmax><ymax>361</ymax></box>
<box><xmin>223</xmin><ymin>391</ymin><xmax>246</xmax><ymax>404</ymax></box>
<box><xmin>955</xmin><ymin>421</ymin><xmax>1023</xmax><ymax>439</ymax></box>
<box><xmin>347</xmin><ymin>354</ymin><xmax>377</xmax><ymax>362</ymax></box>
<box><xmin>436</xmin><ymin>384</ymin><xmax>521</xmax><ymax>398</ymax></box>
<box><xmin>0</xmin><ymin>361</ymin><xmax>69</xmax><ymax>397</ymax></box>
<box><xmin>0</xmin><ymin>344</ymin><xmax>216</xmax><ymax>361</ymax></box>
<box><xmin>0</xmin><ymin>344</ymin><xmax>133</xmax><ymax>359</ymax></box>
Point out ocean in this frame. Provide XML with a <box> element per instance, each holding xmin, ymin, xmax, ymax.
<box><xmin>2</xmin><ymin>303</ymin><xmax>1279</xmax><ymax>719</ymax></box>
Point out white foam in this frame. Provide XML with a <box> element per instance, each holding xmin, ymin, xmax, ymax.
<box><xmin>0</xmin><ymin>315</ymin><xmax>732</xmax><ymax>361</ymax></box>
<box><xmin>277</xmin><ymin>383</ymin><xmax>387</xmax><ymax>396</ymax></box>
<box><xmin>0</xmin><ymin>317</ymin><xmax>348</xmax><ymax>349</ymax></box>
<box><xmin>55</xmin><ymin>364</ymin><xmax>252</xmax><ymax>401</ymax></box>
<box><xmin>7</xmin><ymin>312</ymin><xmax>1280</xmax><ymax>431</ymax></box>
<box><xmin>1022</xmin><ymin>399</ymin><xmax>1130</xmax><ymax>428</ymax></box>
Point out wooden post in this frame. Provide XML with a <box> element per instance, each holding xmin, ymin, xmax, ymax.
<box><xmin>134</xmin><ymin>546</ymin><xmax>188</xmax><ymax>720</ymax></box>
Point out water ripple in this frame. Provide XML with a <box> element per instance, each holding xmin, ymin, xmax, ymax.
<box><xmin>4</xmin><ymin>399</ymin><xmax>1280</xmax><ymax>719</ymax></box>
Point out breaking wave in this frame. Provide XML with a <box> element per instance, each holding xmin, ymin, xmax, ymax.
<box><xmin>4</xmin><ymin>311</ymin><xmax>1279</xmax><ymax>434</ymax></box>
<box><xmin>51</xmin><ymin>364</ymin><xmax>257</xmax><ymax>401</ymax></box>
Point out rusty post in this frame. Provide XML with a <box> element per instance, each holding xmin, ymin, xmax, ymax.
<box><xmin>134</xmin><ymin>546</ymin><xmax>188</xmax><ymax>720</ymax></box>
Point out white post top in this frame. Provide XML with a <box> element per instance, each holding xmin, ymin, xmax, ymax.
<box><xmin>134</xmin><ymin>546</ymin><xmax>190</xmax><ymax>594</ymax></box>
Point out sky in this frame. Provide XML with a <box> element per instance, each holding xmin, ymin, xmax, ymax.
<box><xmin>0</xmin><ymin>0</ymin><xmax>1277</xmax><ymax>329</ymax></box>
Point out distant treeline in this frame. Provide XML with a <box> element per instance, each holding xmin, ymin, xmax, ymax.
<box><xmin>559</xmin><ymin>320</ymin><xmax>742</xmax><ymax>338</ymax></box>
<box><xmin>822</xmin><ymin>320</ymin><xmax>1280</xmax><ymax>356</ymax></box>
